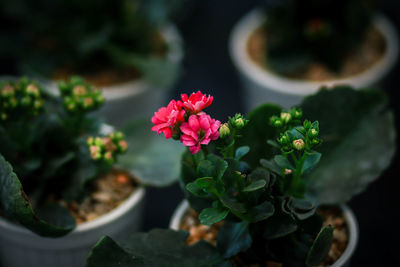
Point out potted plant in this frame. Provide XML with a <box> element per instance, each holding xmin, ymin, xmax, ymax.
<box><xmin>229</xmin><ymin>0</ymin><xmax>399</xmax><ymax>110</ymax></box>
<box><xmin>0</xmin><ymin>0</ymin><xmax>184</xmax><ymax>126</ymax></box>
<box><xmin>0</xmin><ymin>76</ymin><xmax>183</xmax><ymax>267</ymax></box>
<box><xmin>86</xmin><ymin>87</ymin><xmax>395</xmax><ymax>266</ymax></box>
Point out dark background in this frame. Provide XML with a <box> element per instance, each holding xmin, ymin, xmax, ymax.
<box><xmin>142</xmin><ymin>1</ymin><xmax>400</xmax><ymax>267</ymax></box>
<box><xmin>1</xmin><ymin>0</ymin><xmax>399</xmax><ymax>266</ymax></box>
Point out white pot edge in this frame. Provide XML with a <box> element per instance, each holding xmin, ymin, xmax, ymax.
<box><xmin>40</xmin><ymin>23</ymin><xmax>184</xmax><ymax>101</ymax></box>
<box><xmin>169</xmin><ymin>200</ymin><xmax>359</xmax><ymax>267</ymax></box>
<box><xmin>0</xmin><ymin>186</ymin><xmax>145</xmax><ymax>246</ymax></box>
<box><xmin>229</xmin><ymin>9</ymin><xmax>399</xmax><ymax>96</ymax></box>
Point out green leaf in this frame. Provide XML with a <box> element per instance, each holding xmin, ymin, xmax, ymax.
<box><xmin>236</xmin><ymin>104</ymin><xmax>281</xmax><ymax>168</ymax></box>
<box><xmin>260</xmin><ymin>158</ymin><xmax>282</xmax><ymax>175</ymax></box>
<box><xmin>217</xmin><ymin>222</ymin><xmax>252</xmax><ymax>258</ymax></box>
<box><xmin>185</xmin><ymin>182</ymin><xmax>208</xmax><ymax>198</ymax></box>
<box><xmin>196</xmin><ymin>177</ymin><xmax>216</xmax><ymax>189</ymax></box>
<box><xmin>197</xmin><ymin>160</ymin><xmax>215</xmax><ymax>178</ymax></box>
<box><xmin>263</xmin><ymin>207</ymin><xmax>298</xmax><ymax>240</ymax></box>
<box><xmin>86</xmin><ymin>229</ymin><xmax>226</xmax><ymax>267</ymax></box>
<box><xmin>267</xmin><ymin>139</ymin><xmax>281</xmax><ymax>149</ymax></box>
<box><xmin>0</xmin><ymin>154</ymin><xmax>75</xmax><ymax>237</ymax></box>
<box><xmin>206</xmin><ymin>154</ymin><xmax>229</xmax><ymax>181</ymax></box>
<box><xmin>301</xmin><ymin>87</ymin><xmax>396</xmax><ymax>204</ymax></box>
<box><xmin>246</xmin><ymin>201</ymin><xmax>274</xmax><ymax>223</ymax></box>
<box><xmin>220</xmin><ymin>195</ymin><xmax>247</xmax><ymax>213</ymax></box>
<box><xmin>306</xmin><ymin>226</ymin><xmax>334</xmax><ymax>266</ymax></box>
<box><xmin>274</xmin><ymin>155</ymin><xmax>293</xmax><ymax>170</ymax></box>
<box><xmin>301</xmin><ymin>152</ymin><xmax>321</xmax><ymax>174</ymax></box>
<box><xmin>120</xmin><ymin>119</ymin><xmax>184</xmax><ymax>187</ymax></box>
<box><xmin>86</xmin><ymin>236</ymin><xmax>141</xmax><ymax>266</ymax></box>
<box><xmin>235</xmin><ymin>146</ymin><xmax>250</xmax><ymax>160</ymax></box>
<box><xmin>199</xmin><ymin>207</ymin><xmax>230</xmax><ymax>226</ymax></box>
<box><xmin>243</xmin><ymin>179</ymin><xmax>267</xmax><ymax>192</ymax></box>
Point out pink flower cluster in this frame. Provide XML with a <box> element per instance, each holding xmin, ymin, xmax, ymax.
<box><xmin>151</xmin><ymin>91</ymin><xmax>220</xmax><ymax>154</ymax></box>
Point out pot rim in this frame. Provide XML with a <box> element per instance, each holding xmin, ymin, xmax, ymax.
<box><xmin>0</xmin><ymin>186</ymin><xmax>145</xmax><ymax>237</ymax></box>
<box><xmin>229</xmin><ymin>9</ymin><xmax>399</xmax><ymax>96</ymax></box>
<box><xmin>169</xmin><ymin>200</ymin><xmax>359</xmax><ymax>267</ymax></box>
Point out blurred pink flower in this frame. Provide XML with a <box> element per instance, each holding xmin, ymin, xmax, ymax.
<box><xmin>181</xmin><ymin>91</ymin><xmax>213</xmax><ymax>113</ymax></box>
<box><xmin>152</xmin><ymin>100</ymin><xmax>185</xmax><ymax>139</ymax></box>
<box><xmin>180</xmin><ymin>113</ymin><xmax>220</xmax><ymax>154</ymax></box>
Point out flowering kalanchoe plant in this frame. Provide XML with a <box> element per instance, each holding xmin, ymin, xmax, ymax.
<box><xmin>86</xmin><ymin>86</ymin><xmax>395</xmax><ymax>267</ymax></box>
<box><xmin>151</xmin><ymin>91</ymin><xmax>333</xmax><ymax>265</ymax></box>
<box><xmin>0</xmin><ymin>76</ymin><xmax>127</xmax><ymax>237</ymax></box>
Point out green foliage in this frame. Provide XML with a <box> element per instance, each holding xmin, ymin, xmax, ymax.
<box><xmin>300</xmin><ymin>86</ymin><xmax>396</xmax><ymax>204</ymax></box>
<box><xmin>306</xmin><ymin>226</ymin><xmax>334</xmax><ymax>266</ymax></box>
<box><xmin>0</xmin><ymin>0</ymin><xmax>183</xmax><ymax>87</ymax></box>
<box><xmin>0</xmin><ymin>77</ymin><xmax>126</xmax><ymax>237</ymax></box>
<box><xmin>263</xmin><ymin>0</ymin><xmax>376</xmax><ymax>75</ymax></box>
<box><xmin>86</xmin><ymin>229</ymin><xmax>226</xmax><ymax>267</ymax></box>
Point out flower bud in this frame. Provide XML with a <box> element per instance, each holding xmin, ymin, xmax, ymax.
<box><xmin>83</xmin><ymin>97</ymin><xmax>94</xmax><ymax>108</ymax></box>
<box><xmin>87</xmin><ymin>137</ymin><xmax>94</xmax><ymax>146</ymax></box>
<box><xmin>311</xmin><ymin>138</ymin><xmax>320</xmax><ymax>146</ymax></box>
<box><xmin>292</xmin><ymin>139</ymin><xmax>305</xmax><ymax>150</ymax></box>
<box><xmin>26</xmin><ymin>84</ymin><xmax>40</xmax><ymax>97</ymax></box>
<box><xmin>273</xmin><ymin>119</ymin><xmax>283</xmax><ymax>127</ymax></box>
<box><xmin>34</xmin><ymin>100</ymin><xmax>43</xmax><ymax>109</ymax></box>
<box><xmin>10</xmin><ymin>97</ymin><xmax>18</xmax><ymax>108</ymax></box>
<box><xmin>1</xmin><ymin>85</ymin><xmax>15</xmax><ymax>97</ymax></box>
<box><xmin>118</xmin><ymin>140</ymin><xmax>128</xmax><ymax>152</ymax></box>
<box><xmin>114</xmin><ymin>132</ymin><xmax>124</xmax><ymax>140</ymax></box>
<box><xmin>280</xmin><ymin>112</ymin><xmax>291</xmax><ymax>123</ymax></box>
<box><xmin>90</xmin><ymin>145</ymin><xmax>101</xmax><ymax>160</ymax></box>
<box><xmin>234</xmin><ymin>118</ymin><xmax>245</xmax><ymax>129</ymax></box>
<box><xmin>219</xmin><ymin>123</ymin><xmax>230</xmax><ymax>138</ymax></box>
<box><xmin>279</xmin><ymin>135</ymin><xmax>290</xmax><ymax>145</ymax></box>
<box><xmin>308</xmin><ymin>128</ymin><xmax>319</xmax><ymax>138</ymax></box>
<box><xmin>1</xmin><ymin>113</ymin><xmax>7</xmax><ymax>120</ymax></box>
<box><xmin>21</xmin><ymin>96</ymin><xmax>32</xmax><ymax>106</ymax></box>
<box><xmin>104</xmin><ymin>152</ymin><xmax>114</xmax><ymax>164</ymax></box>
<box><xmin>73</xmin><ymin>85</ymin><xmax>87</xmax><ymax>96</ymax></box>
<box><xmin>290</xmin><ymin>108</ymin><xmax>302</xmax><ymax>119</ymax></box>
<box><xmin>284</xmin><ymin>169</ymin><xmax>293</xmax><ymax>175</ymax></box>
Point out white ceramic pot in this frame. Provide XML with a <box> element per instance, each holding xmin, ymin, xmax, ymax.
<box><xmin>169</xmin><ymin>200</ymin><xmax>359</xmax><ymax>267</ymax></box>
<box><xmin>0</xmin><ymin>186</ymin><xmax>146</xmax><ymax>267</ymax></box>
<box><xmin>229</xmin><ymin>9</ymin><xmax>399</xmax><ymax>110</ymax></box>
<box><xmin>42</xmin><ymin>24</ymin><xmax>183</xmax><ymax>127</ymax></box>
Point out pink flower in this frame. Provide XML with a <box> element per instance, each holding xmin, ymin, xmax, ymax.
<box><xmin>152</xmin><ymin>100</ymin><xmax>185</xmax><ymax>139</ymax></box>
<box><xmin>180</xmin><ymin>114</ymin><xmax>220</xmax><ymax>154</ymax></box>
<box><xmin>181</xmin><ymin>91</ymin><xmax>213</xmax><ymax>113</ymax></box>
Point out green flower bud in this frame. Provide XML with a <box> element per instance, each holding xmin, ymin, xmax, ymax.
<box><xmin>58</xmin><ymin>81</ymin><xmax>70</xmax><ymax>93</ymax></box>
<box><xmin>10</xmin><ymin>97</ymin><xmax>18</xmax><ymax>108</ymax></box>
<box><xmin>308</xmin><ymin>128</ymin><xmax>319</xmax><ymax>138</ymax></box>
<box><xmin>21</xmin><ymin>96</ymin><xmax>32</xmax><ymax>106</ymax></box>
<box><xmin>311</xmin><ymin>138</ymin><xmax>320</xmax><ymax>146</ymax></box>
<box><xmin>104</xmin><ymin>152</ymin><xmax>114</xmax><ymax>164</ymax></box>
<box><xmin>279</xmin><ymin>135</ymin><xmax>290</xmax><ymax>145</ymax></box>
<box><xmin>87</xmin><ymin>137</ymin><xmax>94</xmax><ymax>146</ymax></box>
<box><xmin>273</xmin><ymin>119</ymin><xmax>283</xmax><ymax>127</ymax></box>
<box><xmin>26</xmin><ymin>84</ymin><xmax>40</xmax><ymax>97</ymax></box>
<box><xmin>234</xmin><ymin>118</ymin><xmax>245</xmax><ymax>129</ymax></box>
<box><xmin>1</xmin><ymin>113</ymin><xmax>7</xmax><ymax>120</ymax></box>
<box><xmin>292</xmin><ymin>139</ymin><xmax>305</xmax><ymax>150</ymax></box>
<box><xmin>34</xmin><ymin>100</ymin><xmax>43</xmax><ymax>109</ymax></box>
<box><xmin>118</xmin><ymin>140</ymin><xmax>128</xmax><ymax>152</ymax></box>
<box><xmin>280</xmin><ymin>112</ymin><xmax>291</xmax><ymax>123</ymax></box>
<box><xmin>73</xmin><ymin>85</ymin><xmax>87</xmax><ymax>96</ymax></box>
<box><xmin>95</xmin><ymin>137</ymin><xmax>103</xmax><ymax>146</ymax></box>
<box><xmin>1</xmin><ymin>85</ymin><xmax>14</xmax><ymax>97</ymax></box>
<box><xmin>114</xmin><ymin>132</ymin><xmax>124</xmax><ymax>140</ymax></box>
<box><xmin>219</xmin><ymin>123</ymin><xmax>230</xmax><ymax>138</ymax></box>
<box><xmin>290</xmin><ymin>108</ymin><xmax>302</xmax><ymax>119</ymax></box>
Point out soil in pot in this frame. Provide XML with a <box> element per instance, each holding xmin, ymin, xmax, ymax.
<box><xmin>56</xmin><ymin>169</ymin><xmax>138</xmax><ymax>224</ymax></box>
<box><xmin>180</xmin><ymin>206</ymin><xmax>348</xmax><ymax>267</ymax></box>
<box><xmin>247</xmin><ymin>25</ymin><xmax>386</xmax><ymax>81</ymax></box>
<box><xmin>51</xmin><ymin>33</ymin><xmax>167</xmax><ymax>87</ymax></box>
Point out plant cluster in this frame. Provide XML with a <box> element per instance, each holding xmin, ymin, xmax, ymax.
<box><xmin>87</xmin><ymin>86</ymin><xmax>395</xmax><ymax>266</ymax></box>
<box><xmin>0</xmin><ymin>76</ymin><xmax>127</xmax><ymax>237</ymax></box>
<box><xmin>151</xmin><ymin>91</ymin><xmax>333</xmax><ymax>266</ymax></box>
<box><xmin>0</xmin><ymin>0</ymin><xmax>184</xmax><ymax>85</ymax></box>
<box><xmin>263</xmin><ymin>0</ymin><xmax>376</xmax><ymax>75</ymax></box>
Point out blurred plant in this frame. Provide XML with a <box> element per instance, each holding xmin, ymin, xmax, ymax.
<box><xmin>86</xmin><ymin>86</ymin><xmax>395</xmax><ymax>266</ymax></box>
<box><xmin>0</xmin><ymin>76</ymin><xmax>127</xmax><ymax>237</ymax></box>
<box><xmin>262</xmin><ymin>0</ymin><xmax>376</xmax><ymax>75</ymax></box>
<box><xmin>0</xmin><ymin>0</ymin><xmax>185</xmax><ymax>86</ymax></box>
